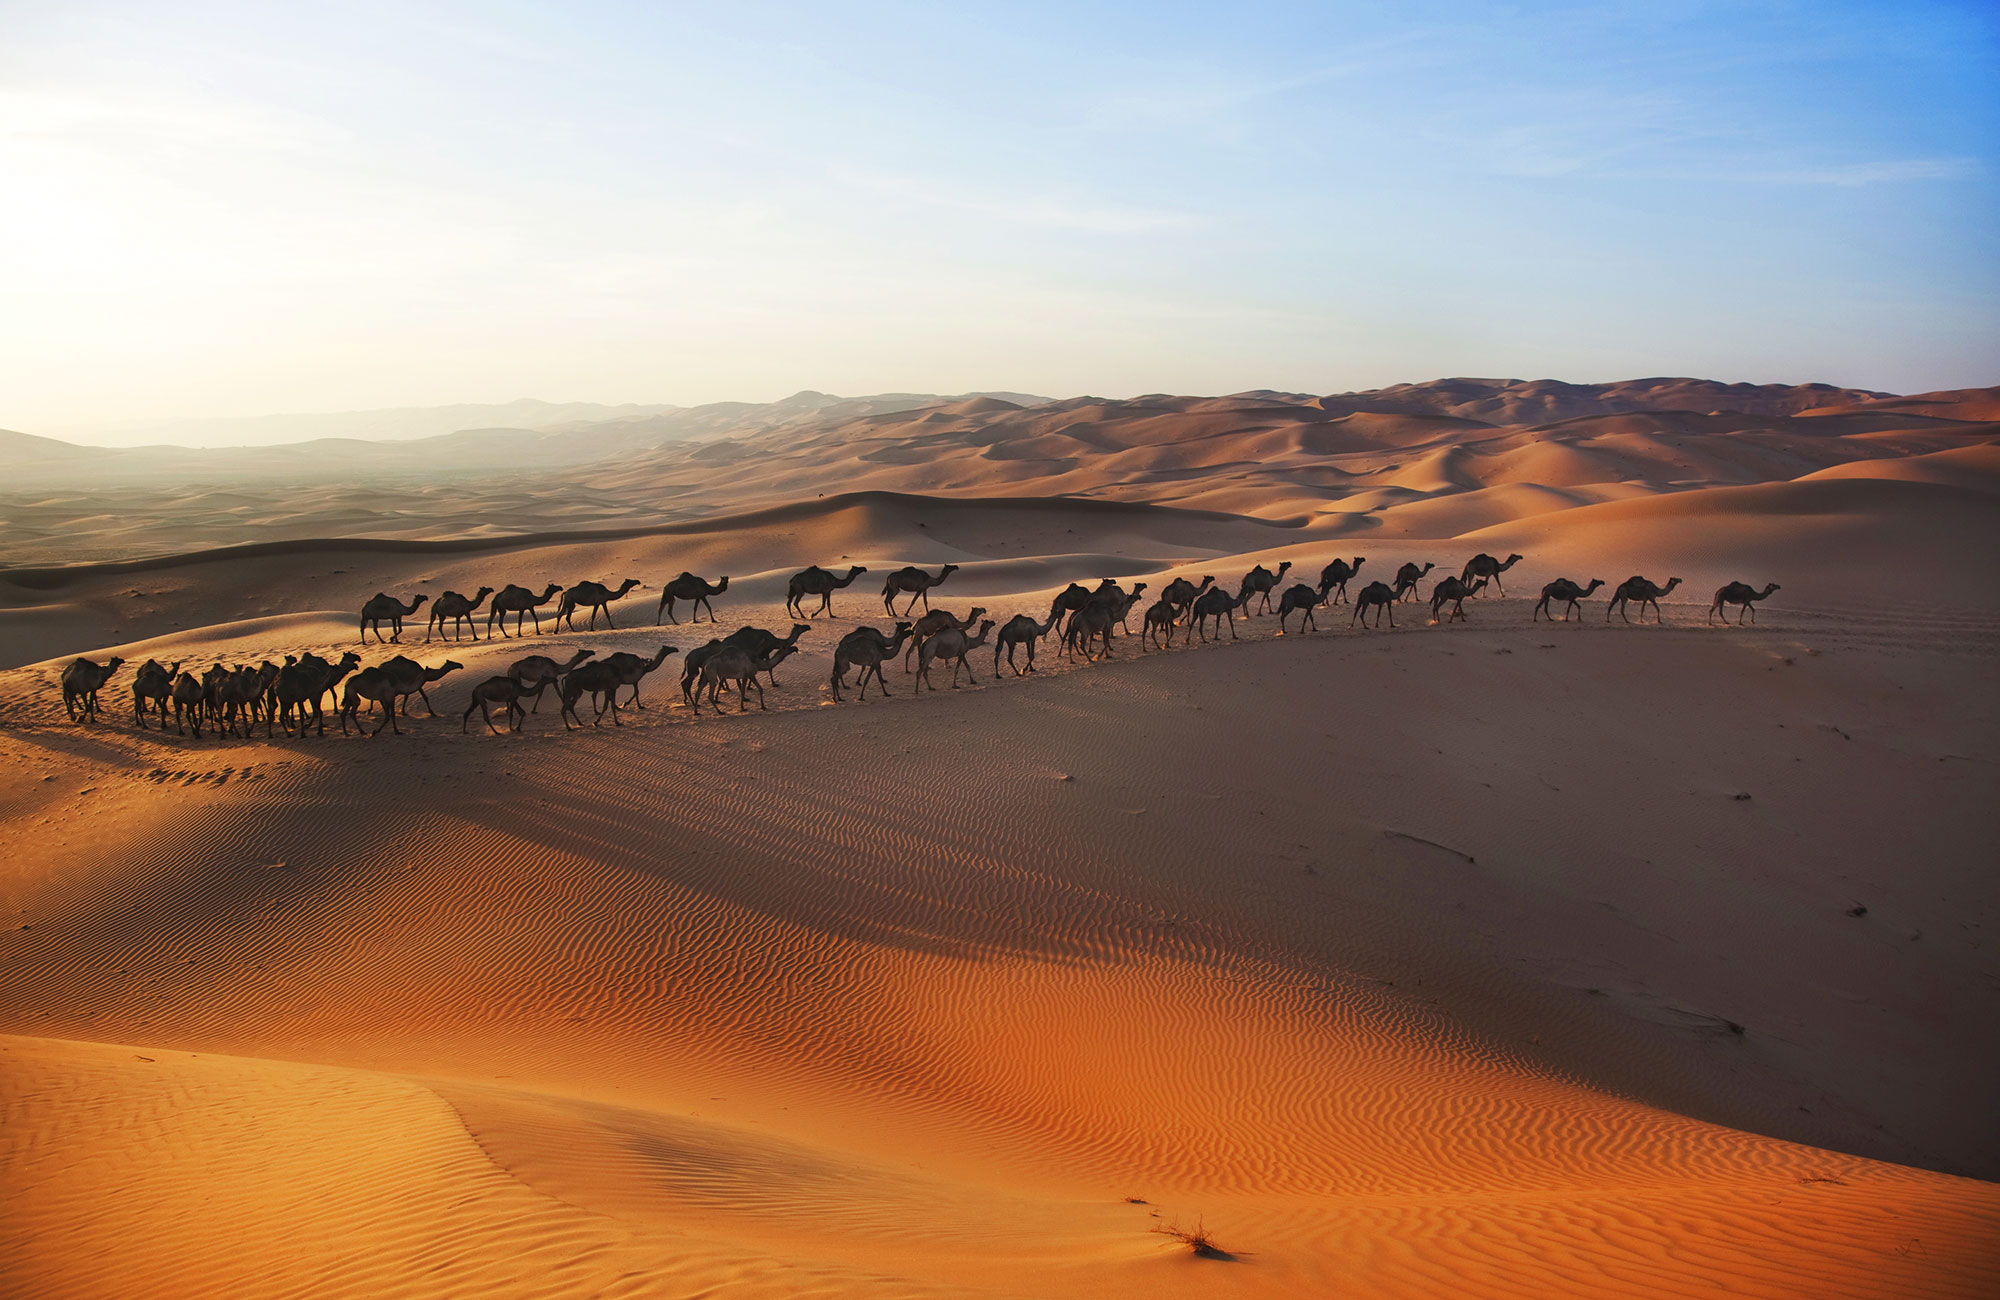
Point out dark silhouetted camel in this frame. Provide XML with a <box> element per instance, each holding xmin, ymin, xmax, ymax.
<box><xmin>1534</xmin><ymin>578</ymin><xmax>1604</xmax><ymax>622</ymax></box>
<box><xmin>1607</xmin><ymin>576</ymin><xmax>1681</xmax><ymax>624</ymax></box>
<box><xmin>1392</xmin><ymin>561</ymin><xmax>1434</xmax><ymax>602</ymax></box>
<box><xmin>656</xmin><ymin>573</ymin><xmax>728</xmax><ymax>625</ymax></box>
<box><xmin>488</xmin><ymin>583</ymin><xmax>563</xmax><ymax>637</ymax></box>
<box><xmin>1319</xmin><ymin>557</ymin><xmax>1365</xmax><ymax>604</ymax></box>
<box><xmin>830</xmin><ymin>623</ymin><xmax>913</xmax><ymax>702</ymax></box>
<box><xmin>360</xmin><ymin>592</ymin><xmax>427</xmax><ymax>644</ymax></box>
<box><xmin>510</xmin><ymin>649</ymin><xmax>594</xmax><ymax>712</ymax></box>
<box><xmin>600</xmin><ymin>645</ymin><xmax>679</xmax><ymax>708</ymax></box>
<box><xmin>916</xmin><ymin>619</ymin><xmax>996</xmax><ymax>690</ymax></box>
<box><xmin>62</xmin><ymin>656</ymin><xmax>124</xmax><ymax>722</ymax></box>
<box><xmin>1459</xmin><ymin>553</ymin><xmax>1523</xmax><ymax>596</ymax></box>
<box><xmin>882</xmin><ymin>564</ymin><xmax>958</xmax><ymax>616</ymax></box>
<box><xmin>427</xmin><ymin>587</ymin><xmax>493</xmax><ymax>642</ymax></box>
<box><xmin>787</xmin><ymin>564</ymin><xmax>867</xmax><ymax>618</ymax></box>
<box><xmin>695</xmin><ymin>644</ymin><xmax>800</xmax><ymax>714</ymax></box>
<box><xmin>463</xmin><ymin>676</ymin><xmax>532</xmax><ymax>734</ymax></box>
<box><xmin>1237</xmin><ymin>562</ymin><xmax>1293</xmax><ymax>615</ymax></box>
<box><xmin>558</xmin><ymin>579</ymin><xmax>642</xmax><ymax>631</ymax></box>
<box><xmin>1188</xmin><ymin>587</ymin><xmax>1249</xmax><ymax>642</ymax></box>
<box><xmin>1430</xmin><ymin>575</ymin><xmax>1488</xmax><ymax>623</ymax></box>
<box><xmin>131</xmin><ymin>658</ymin><xmax>181</xmax><ymax>728</ymax></box>
<box><xmin>1709</xmin><ymin>581</ymin><xmax>1780</xmax><ymax>625</ymax></box>
<box><xmin>1350</xmin><ymin>581</ymin><xmax>1398</xmax><ymax>629</ymax></box>
<box><xmin>994</xmin><ymin>602</ymin><xmax>1064</xmax><ymax>675</ymax></box>
<box><xmin>1275</xmin><ymin>584</ymin><xmax>1326</xmax><ymax>633</ymax></box>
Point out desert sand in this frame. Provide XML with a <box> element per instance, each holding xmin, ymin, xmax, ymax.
<box><xmin>3</xmin><ymin>380</ymin><xmax>1997</xmax><ymax>1298</ymax></box>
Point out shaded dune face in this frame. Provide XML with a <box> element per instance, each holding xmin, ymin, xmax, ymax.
<box><xmin>3</xmin><ymin>381</ymin><xmax>1998</xmax><ymax>1299</ymax></box>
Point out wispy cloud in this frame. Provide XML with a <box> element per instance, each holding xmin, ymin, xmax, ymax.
<box><xmin>829</xmin><ymin>168</ymin><xmax>1205</xmax><ymax>235</ymax></box>
<box><xmin>1745</xmin><ymin>157</ymin><xmax>1979</xmax><ymax>186</ymax></box>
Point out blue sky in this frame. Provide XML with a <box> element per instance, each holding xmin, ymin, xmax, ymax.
<box><xmin>2</xmin><ymin>0</ymin><xmax>1994</xmax><ymax>434</ymax></box>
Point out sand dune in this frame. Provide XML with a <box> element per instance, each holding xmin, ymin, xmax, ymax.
<box><xmin>4</xmin><ymin>380</ymin><xmax>1997</xmax><ymax>1297</ymax></box>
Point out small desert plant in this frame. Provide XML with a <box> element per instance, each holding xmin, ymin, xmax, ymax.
<box><xmin>1152</xmin><ymin>1218</ymin><xmax>1233</xmax><ymax>1260</ymax></box>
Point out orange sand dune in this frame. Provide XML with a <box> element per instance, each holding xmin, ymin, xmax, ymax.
<box><xmin>4</xmin><ymin>383</ymin><xmax>1997</xmax><ymax>1298</ymax></box>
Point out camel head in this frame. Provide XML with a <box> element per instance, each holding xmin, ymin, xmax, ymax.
<box><xmin>649</xmin><ymin>645</ymin><xmax>679</xmax><ymax>668</ymax></box>
<box><xmin>410</xmin><ymin>594</ymin><xmax>430</xmax><ymax>611</ymax></box>
<box><xmin>472</xmin><ymin>586</ymin><xmax>494</xmax><ymax>603</ymax></box>
<box><xmin>843</xmin><ymin>566</ymin><xmax>867</xmax><ymax>580</ymax></box>
<box><xmin>1275</xmin><ymin>561</ymin><xmax>1292</xmax><ymax>578</ymax></box>
<box><xmin>1470</xmin><ymin>577</ymin><xmax>1489</xmax><ymax>595</ymax></box>
<box><xmin>1760</xmin><ymin>582</ymin><xmax>1780</xmax><ymax>597</ymax></box>
<box><xmin>713</xmin><ymin>576</ymin><xmax>729</xmax><ymax>593</ymax></box>
<box><xmin>1663</xmin><ymin>577</ymin><xmax>1684</xmax><ymax>593</ymax></box>
<box><xmin>560</xmin><ymin>649</ymin><xmax>596</xmax><ymax>670</ymax></box>
<box><xmin>784</xmin><ymin>623</ymin><xmax>811</xmax><ymax>644</ymax></box>
<box><xmin>1583</xmin><ymin>579</ymin><xmax>1605</xmax><ymax>595</ymax></box>
<box><xmin>1503</xmin><ymin>554</ymin><xmax>1523</xmax><ymax>568</ymax></box>
<box><xmin>614</xmin><ymin>578</ymin><xmax>642</xmax><ymax>597</ymax></box>
<box><xmin>938</xmin><ymin>564</ymin><xmax>959</xmax><ymax>579</ymax></box>
<box><xmin>966</xmin><ymin>606</ymin><xmax>988</xmax><ymax>623</ymax></box>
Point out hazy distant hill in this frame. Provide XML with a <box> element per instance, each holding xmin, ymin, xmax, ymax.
<box><xmin>53</xmin><ymin>399</ymin><xmax>684</xmax><ymax>449</ymax></box>
<box><xmin>3</xmin><ymin>378</ymin><xmax>1991</xmax><ymax>565</ymax></box>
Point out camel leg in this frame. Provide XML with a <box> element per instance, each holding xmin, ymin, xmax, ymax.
<box><xmin>749</xmin><ymin>677</ymin><xmax>766</xmax><ymax>711</ymax></box>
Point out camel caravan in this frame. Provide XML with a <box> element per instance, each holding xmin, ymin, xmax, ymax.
<box><xmin>54</xmin><ymin>558</ymin><xmax>1782</xmax><ymax>736</ymax></box>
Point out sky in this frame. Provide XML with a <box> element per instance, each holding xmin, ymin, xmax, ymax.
<box><xmin>2</xmin><ymin>0</ymin><xmax>1996</xmax><ymax>440</ymax></box>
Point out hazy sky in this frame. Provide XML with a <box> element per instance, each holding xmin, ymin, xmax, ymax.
<box><xmin>4</xmin><ymin>0</ymin><xmax>1995</xmax><ymax>437</ymax></box>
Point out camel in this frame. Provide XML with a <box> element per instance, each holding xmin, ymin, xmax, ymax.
<box><xmin>509</xmin><ymin>649</ymin><xmax>594</xmax><ymax>712</ymax></box>
<box><xmin>1534</xmin><ymin>578</ymin><xmax>1604</xmax><ymax>622</ymax></box>
<box><xmin>1237</xmin><ymin>561</ymin><xmax>1293</xmax><ymax>616</ymax></box>
<box><xmin>558</xmin><ymin>579</ymin><xmax>643</xmax><ymax>631</ymax></box>
<box><xmin>462</xmin><ymin>676</ymin><xmax>533</xmax><ymax>734</ymax></box>
<box><xmin>131</xmin><ymin>658</ymin><xmax>181</xmax><ymax>728</ymax></box>
<box><xmin>993</xmin><ymin>603</ymin><xmax>1064</xmax><ymax>675</ymax></box>
<box><xmin>1319</xmin><ymin>557</ymin><xmax>1365</xmax><ymax>604</ymax></box>
<box><xmin>487</xmin><ymin>583</ymin><xmax>563</xmax><ymax>637</ymax></box>
<box><xmin>717</xmin><ymin>624</ymin><xmax>811</xmax><ymax>686</ymax></box>
<box><xmin>1188</xmin><ymin>587</ymin><xmax>1249</xmax><ymax>642</ymax></box>
<box><xmin>1111</xmin><ymin>582</ymin><xmax>1148</xmax><ymax>633</ymax></box>
<box><xmin>1607</xmin><ymin>576</ymin><xmax>1682</xmax><ymax>624</ymax></box>
<box><xmin>1275</xmin><ymin>584</ymin><xmax>1327</xmax><ymax>633</ymax></box>
<box><xmin>559</xmin><ymin>660</ymin><xmax>626</xmax><ymax>728</ymax></box>
<box><xmin>881</xmin><ymin>564</ymin><xmax>958</xmax><ymax>616</ymax></box>
<box><xmin>1709</xmin><ymin>581</ymin><xmax>1781</xmax><ymax>626</ymax></box>
<box><xmin>272</xmin><ymin>651</ymin><xmax>360</xmax><ymax>736</ymax></box>
<box><xmin>60</xmin><ymin>656</ymin><xmax>124</xmax><ymax>722</ymax></box>
<box><xmin>1459</xmin><ymin>553</ymin><xmax>1523</xmax><ymax>596</ymax></box>
<box><xmin>1142</xmin><ymin>595</ymin><xmax>1182</xmax><ymax>650</ymax></box>
<box><xmin>1350</xmin><ymin>581</ymin><xmax>1398</xmax><ymax>629</ymax></box>
<box><xmin>1159</xmin><ymin>575</ymin><xmax>1215</xmax><ymax>618</ymax></box>
<box><xmin>1064</xmin><ymin>598</ymin><xmax>1120</xmax><ymax>662</ymax></box>
<box><xmin>338</xmin><ymin>667</ymin><xmax>402</xmax><ymax>736</ymax></box>
<box><xmin>786</xmin><ymin>564</ymin><xmax>867</xmax><ymax>619</ymax></box>
<box><xmin>379</xmin><ymin>655</ymin><xmax>463</xmax><ymax>717</ymax></box>
<box><xmin>904</xmin><ymin>606</ymin><xmax>986</xmax><ymax>672</ymax></box>
<box><xmin>916</xmin><ymin>619</ymin><xmax>997</xmax><ymax>691</ymax></box>
<box><xmin>1049</xmin><ymin>582</ymin><xmax>1095</xmax><ymax>637</ymax></box>
<box><xmin>830</xmin><ymin>623</ymin><xmax>914</xmax><ymax>702</ymax></box>
<box><xmin>1392</xmin><ymin>561</ymin><xmax>1434</xmax><ymax>602</ymax></box>
<box><xmin>170</xmin><ymin>671</ymin><xmax>206</xmax><ymax>737</ymax></box>
<box><xmin>426</xmin><ymin>587</ymin><xmax>493</xmax><ymax>642</ymax></box>
<box><xmin>214</xmin><ymin>665</ymin><xmax>275</xmax><ymax>737</ymax></box>
<box><xmin>199</xmin><ymin>663</ymin><xmax>232</xmax><ymax>728</ymax></box>
<box><xmin>600</xmin><ymin>645</ymin><xmax>679</xmax><ymax>708</ymax></box>
<box><xmin>655</xmin><ymin>573</ymin><xmax>729</xmax><ymax>625</ymax></box>
<box><xmin>695</xmin><ymin>644</ymin><xmax>800</xmax><ymax>715</ymax></box>
<box><xmin>1429</xmin><ymin>575</ymin><xmax>1489</xmax><ymax>623</ymax></box>
<box><xmin>360</xmin><ymin>592</ymin><xmax>428</xmax><ymax>644</ymax></box>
